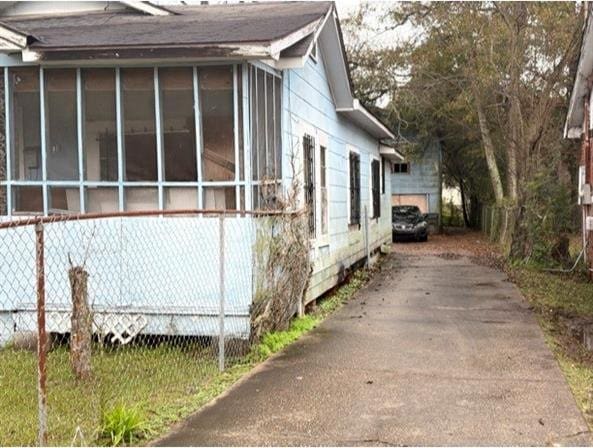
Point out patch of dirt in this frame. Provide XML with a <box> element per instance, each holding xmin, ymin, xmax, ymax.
<box><xmin>545</xmin><ymin>309</ymin><xmax>593</xmax><ymax>366</ymax></box>
<box><xmin>393</xmin><ymin>227</ymin><xmax>504</xmax><ymax>269</ymax></box>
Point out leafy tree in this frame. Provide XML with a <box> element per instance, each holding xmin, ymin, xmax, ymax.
<box><xmin>344</xmin><ymin>1</ymin><xmax>583</xmax><ymax>262</ymax></box>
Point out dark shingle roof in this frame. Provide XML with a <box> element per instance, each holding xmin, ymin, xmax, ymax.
<box><xmin>1</xmin><ymin>2</ymin><xmax>332</xmax><ymax>50</ymax></box>
<box><xmin>280</xmin><ymin>32</ymin><xmax>314</xmax><ymax>58</ymax></box>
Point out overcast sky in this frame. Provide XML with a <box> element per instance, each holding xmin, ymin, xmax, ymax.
<box><xmin>154</xmin><ymin>0</ymin><xmax>385</xmax><ymax>20</ymax></box>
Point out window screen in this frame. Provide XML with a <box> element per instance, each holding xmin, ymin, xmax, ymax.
<box><xmin>320</xmin><ymin>145</ymin><xmax>328</xmax><ymax>235</ymax></box>
<box><xmin>371</xmin><ymin>159</ymin><xmax>380</xmax><ymax>219</ymax></box>
<box><xmin>160</xmin><ymin>67</ymin><xmax>197</xmax><ymax>182</ymax></box>
<box><xmin>10</xmin><ymin>67</ymin><xmax>41</xmax><ymax>181</ymax></box>
<box><xmin>200</xmin><ymin>66</ymin><xmax>234</xmax><ymax>182</ymax></box>
<box><xmin>349</xmin><ymin>152</ymin><xmax>360</xmax><ymax>225</ymax></box>
<box><xmin>83</xmin><ymin>68</ymin><xmax>117</xmax><ymax>181</ymax></box>
<box><xmin>249</xmin><ymin>66</ymin><xmax>282</xmax><ymax>181</ymax></box>
<box><xmin>303</xmin><ymin>134</ymin><xmax>315</xmax><ymax>236</ymax></box>
<box><xmin>45</xmin><ymin>69</ymin><xmax>79</xmax><ymax>181</ymax></box>
<box><xmin>122</xmin><ymin>68</ymin><xmax>157</xmax><ymax>181</ymax></box>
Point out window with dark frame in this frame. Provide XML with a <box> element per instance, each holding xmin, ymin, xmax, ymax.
<box><xmin>320</xmin><ymin>145</ymin><xmax>328</xmax><ymax>235</ymax></box>
<box><xmin>393</xmin><ymin>162</ymin><xmax>409</xmax><ymax>174</ymax></box>
<box><xmin>303</xmin><ymin>134</ymin><xmax>316</xmax><ymax>236</ymax></box>
<box><xmin>381</xmin><ymin>158</ymin><xmax>386</xmax><ymax>194</ymax></box>
<box><xmin>371</xmin><ymin>159</ymin><xmax>380</xmax><ymax>219</ymax></box>
<box><xmin>249</xmin><ymin>66</ymin><xmax>282</xmax><ymax>182</ymax></box>
<box><xmin>349</xmin><ymin>151</ymin><xmax>360</xmax><ymax>225</ymax></box>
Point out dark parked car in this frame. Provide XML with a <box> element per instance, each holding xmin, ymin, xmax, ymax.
<box><xmin>392</xmin><ymin>205</ymin><xmax>428</xmax><ymax>242</ymax></box>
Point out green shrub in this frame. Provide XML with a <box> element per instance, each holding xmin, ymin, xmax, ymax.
<box><xmin>100</xmin><ymin>404</ymin><xmax>149</xmax><ymax>446</ymax></box>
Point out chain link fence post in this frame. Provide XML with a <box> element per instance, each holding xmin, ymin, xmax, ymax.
<box><xmin>35</xmin><ymin>222</ymin><xmax>48</xmax><ymax>447</ymax></box>
<box><xmin>218</xmin><ymin>213</ymin><xmax>225</xmax><ymax>372</ymax></box>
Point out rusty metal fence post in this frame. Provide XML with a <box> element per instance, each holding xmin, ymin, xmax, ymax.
<box><xmin>218</xmin><ymin>214</ymin><xmax>225</xmax><ymax>372</ymax></box>
<box><xmin>35</xmin><ymin>222</ymin><xmax>48</xmax><ymax>446</ymax></box>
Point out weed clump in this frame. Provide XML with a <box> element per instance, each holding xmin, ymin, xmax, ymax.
<box><xmin>100</xmin><ymin>404</ymin><xmax>150</xmax><ymax>446</ymax></box>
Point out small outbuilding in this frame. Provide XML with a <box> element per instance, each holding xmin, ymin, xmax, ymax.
<box><xmin>390</xmin><ymin>139</ymin><xmax>442</xmax><ymax>230</ymax></box>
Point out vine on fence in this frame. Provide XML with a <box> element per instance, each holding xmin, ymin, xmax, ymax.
<box><xmin>250</xmin><ymin>154</ymin><xmax>312</xmax><ymax>343</ymax></box>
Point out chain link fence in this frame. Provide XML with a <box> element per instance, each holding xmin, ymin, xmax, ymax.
<box><xmin>0</xmin><ymin>209</ymin><xmax>304</xmax><ymax>446</ymax></box>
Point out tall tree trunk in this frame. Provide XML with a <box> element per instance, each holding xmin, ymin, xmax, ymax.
<box><xmin>458</xmin><ymin>177</ymin><xmax>470</xmax><ymax>227</ymax></box>
<box><xmin>473</xmin><ymin>89</ymin><xmax>505</xmax><ymax>205</ymax></box>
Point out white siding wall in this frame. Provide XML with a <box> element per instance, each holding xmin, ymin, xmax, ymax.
<box><xmin>283</xmin><ymin>52</ymin><xmax>392</xmax><ymax>303</ymax></box>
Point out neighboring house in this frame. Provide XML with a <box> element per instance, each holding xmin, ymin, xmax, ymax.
<box><xmin>0</xmin><ymin>1</ymin><xmax>398</xmax><ymax>342</ymax></box>
<box><xmin>565</xmin><ymin>3</ymin><xmax>593</xmax><ymax>272</ymax></box>
<box><xmin>390</xmin><ymin>139</ymin><xmax>442</xmax><ymax>228</ymax></box>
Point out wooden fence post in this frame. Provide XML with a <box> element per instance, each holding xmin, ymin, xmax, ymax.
<box><xmin>69</xmin><ymin>266</ymin><xmax>91</xmax><ymax>380</ymax></box>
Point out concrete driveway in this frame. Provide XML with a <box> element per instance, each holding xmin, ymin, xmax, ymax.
<box><xmin>156</xmin><ymin>252</ymin><xmax>591</xmax><ymax>446</ymax></box>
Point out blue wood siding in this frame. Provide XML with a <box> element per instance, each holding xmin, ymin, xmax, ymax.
<box><xmin>391</xmin><ymin>139</ymin><xmax>442</xmax><ymax>214</ymax></box>
<box><xmin>283</xmin><ymin>53</ymin><xmax>391</xmax><ymax>302</ymax></box>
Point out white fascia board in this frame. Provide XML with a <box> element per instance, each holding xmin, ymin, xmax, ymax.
<box><xmin>380</xmin><ymin>144</ymin><xmax>404</xmax><ymax>161</ymax></box>
<box><xmin>565</xmin><ymin>12</ymin><xmax>593</xmax><ymax>139</ymax></box>
<box><xmin>0</xmin><ymin>23</ymin><xmax>29</xmax><ymax>49</ymax></box>
<box><xmin>120</xmin><ymin>1</ymin><xmax>173</xmax><ymax>16</ymax></box>
<box><xmin>566</xmin><ymin>126</ymin><xmax>584</xmax><ymax>139</ymax></box>
<box><xmin>21</xmin><ymin>43</ymin><xmax>271</xmax><ymax>64</ymax></box>
<box><xmin>269</xmin><ymin>18</ymin><xmax>322</xmax><ymax>60</ymax></box>
<box><xmin>21</xmin><ymin>48</ymin><xmax>40</xmax><ymax>62</ymax></box>
<box><xmin>337</xmin><ymin>99</ymin><xmax>395</xmax><ymax>140</ymax></box>
<box><xmin>268</xmin><ymin>56</ymin><xmax>307</xmax><ymax>69</ymax></box>
<box><xmin>318</xmin><ymin>11</ymin><xmax>353</xmax><ymax>109</ymax></box>
<box><xmin>354</xmin><ymin>99</ymin><xmax>395</xmax><ymax>140</ymax></box>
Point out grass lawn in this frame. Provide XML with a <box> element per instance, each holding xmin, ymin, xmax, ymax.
<box><xmin>0</xmin><ymin>269</ymin><xmax>370</xmax><ymax>446</ymax></box>
<box><xmin>510</xmin><ymin>266</ymin><xmax>593</xmax><ymax>428</ymax></box>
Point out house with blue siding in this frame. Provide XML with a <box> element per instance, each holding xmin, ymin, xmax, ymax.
<box><xmin>0</xmin><ymin>1</ymin><xmax>397</xmax><ymax>344</ymax></box>
<box><xmin>391</xmin><ymin>139</ymin><xmax>442</xmax><ymax>228</ymax></box>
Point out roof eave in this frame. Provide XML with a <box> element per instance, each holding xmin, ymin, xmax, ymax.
<box><xmin>337</xmin><ymin>99</ymin><xmax>395</xmax><ymax>140</ymax></box>
<box><xmin>565</xmin><ymin>8</ymin><xmax>593</xmax><ymax>139</ymax></box>
<box><xmin>379</xmin><ymin>144</ymin><xmax>405</xmax><ymax>161</ymax></box>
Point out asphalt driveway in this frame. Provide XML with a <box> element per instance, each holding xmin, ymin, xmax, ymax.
<box><xmin>156</xmin><ymin>252</ymin><xmax>591</xmax><ymax>446</ymax></box>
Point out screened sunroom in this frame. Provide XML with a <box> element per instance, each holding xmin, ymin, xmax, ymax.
<box><xmin>0</xmin><ymin>63</ymin><xmax>282</xmax><ymax>217</ymax></box>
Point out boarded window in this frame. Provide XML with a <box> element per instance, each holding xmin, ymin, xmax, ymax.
<box><xmin>83</xmin><ymin>68</ymin><xmax>117</xmax><ymax>181</ymax></box>
<box><xmin>393</xmin><ymin>162</ymin><xmax>409</xmax><ymax>174</ymax></box>
<box><xmin>10</xmin><ymin>67</ymin><xmax>41</xmax><ymax>181</ymax></box>
<box><xmin>371</xmin><ymin>159</ymin><xmax>380</xmax><ymax>219</ymax></box>
<box><xmin>200</xmin><ymin>66</ymin><xmax>234</xmax><ymax>182</ymax></box>
<box><xmin>122</xmin><ymin>68</ymin><xmax>157</xmax><ymax>181</ymax></box>
<box><xmin>349</xmin><ymin>152</ymin><xmax>360</xmax><ymax>225</ymax></box>
<box><xmin>45</xmin><ymin>69</ymin><xmax>79</xmax><ymax>180</ymax></box>
<box><xmin>160</xmin><ymin>67</ymin><xmax>197</xmax><ymax>182</ymax></box>
<box><xmin>303</xmin><ymin>134</ymin><xmax>315</xmax><ymax>236</ymax></box>
<box><xmin>320</xmin><ymin>145</ymin><xmax>328</xmax><ymax>235</ymax></box>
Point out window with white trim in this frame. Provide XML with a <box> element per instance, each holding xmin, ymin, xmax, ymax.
<box><xmin>371</xmin><ymin>158</ymin><xmax>380</xmax><ymax>219</ymax></box>
<box><xmin>320</xmin><ymin>144</ymin><xmax>328</xmax><ymax>235</ymax></box>
<box><xmin>381</xmin><ymin>157</ymin><xmax>386</xmax><ymax>194</ymax></box>
<box><xmin>393</xmin><ymin>162</ymin><xmax>409</xmax><ymax>174</ymax></box>
<box><xmin>3</xmin><ymin>63</ymin><xmax>263</xmax><ymax>216</ymax></box>
<box><xmin>349</xmin><ymin>151</ymin><xmax>360</xmax><ymax>225</ymax></box>
<box><xmin>249</xmin><ymin>65</ymin><xmax>282</xmax><ymax>210</ymax></box>
<box><xmin>303</xmin><ymin>134</ymin><xmax>315</xmax><ymax>236</ymax></box>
